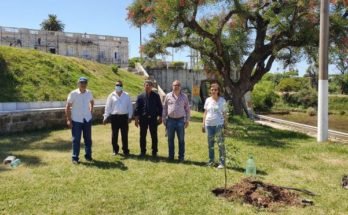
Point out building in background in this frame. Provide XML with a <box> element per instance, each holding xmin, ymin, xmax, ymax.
<box><xmin>0</xmin><ymin>26</ymin><xmax>128</xmax><ymax>67</ymax></box>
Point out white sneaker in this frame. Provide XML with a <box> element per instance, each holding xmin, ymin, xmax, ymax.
<box><xmin>217</xmin><ymin>164</ymin><xmax>224</xmax><ymax>169</ymax></box>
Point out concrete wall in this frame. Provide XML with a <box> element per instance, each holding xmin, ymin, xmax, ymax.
<box><xmin>146</xmin><ymin>68</ymin><xmax>206</xmax><ymax>94</ymax></box>
<box><xmin>0</xmin><ymin>26</ymin><xmax>129</xmax><ymax>67</ymax></box>
<box><xmin>0</xmin><ymin>106</ymin><xmax>105</xmax><ymax>135</ymax></box>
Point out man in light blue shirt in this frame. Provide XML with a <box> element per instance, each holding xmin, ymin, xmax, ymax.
<box><xmin>65</xmin><ymin>77</ymin><xmax>94</xmax><ymax>164</ymax></box>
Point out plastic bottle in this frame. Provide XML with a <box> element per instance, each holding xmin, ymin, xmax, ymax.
<box><xmin>245</xmin><ymin>155</ymin><xmax>256</xmax><ymax>176</ymax></box>
<box><xmin>10</xmin><ymin>159</ymin><xmax>21</xmax><ymax>168</ymax></box>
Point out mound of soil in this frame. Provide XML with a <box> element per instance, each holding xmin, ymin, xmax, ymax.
<box><xmin>212</xmin><ymin>178</ymin><xmax>304</xmax><ymax>208</ymax></box>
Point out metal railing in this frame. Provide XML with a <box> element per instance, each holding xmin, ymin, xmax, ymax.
<box><xmin>254</xmin><ymin>114</ymin><xmax>348</xmax><ymax>141</ymax></box>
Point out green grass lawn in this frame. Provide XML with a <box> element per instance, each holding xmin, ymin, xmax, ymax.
<box><xmin>1</xmin><ymin>112</ymin><xmax>348</xmax><ymax>214</ymax></box>
<box><xmin>0</xmin><ymin>46</ymin><xmax>144</xmax><ymax>101</ymax></box>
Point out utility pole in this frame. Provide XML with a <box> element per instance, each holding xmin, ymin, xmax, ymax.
<box><xmin>317</xmin><ymin>0</ymin><xmax>329</xmax><ymax>142</ymax></box>
<box><xmin>139</xmin><ymin>25</ymin><xmax>143</xmax><ymax>59</ymax></box>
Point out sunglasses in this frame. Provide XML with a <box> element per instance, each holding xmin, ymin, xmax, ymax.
<box><xmin>115</xmin><ymin>84</ymin><xmax>123</xmax><ymax>87</ymax></box>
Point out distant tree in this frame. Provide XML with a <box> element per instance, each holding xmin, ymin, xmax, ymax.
<box><xmin>332</xmin><ymin>49</ymin><xmax>348</xmax><ymax>75</ymax></box>
<box><xmin>127</xmin><ymin>0</ymin><xmax>348</xmax><ymax>115</ymax></box>
<box><xmin>40</xmin><ymin>14</ymin><xmax>65</xmax><ymax>32</ymax></box>
<box><xmin>305</xmin><ymin>63</ymin><xmax>318</xmax><ymax>90</ymax></box>
<box><xmin>276</xmin><ymin>78</ymin><xmax>302</xmax><ymax>92</ymax></box>
<box><xmin>332</xmin><ymin>74</ymin><xmax>348</xmax><ymax>94</ymax></box>
<box><xmin>284</xmin><ymin>70</ymin><xmax>299</xmax><ymax>77</ymax></box>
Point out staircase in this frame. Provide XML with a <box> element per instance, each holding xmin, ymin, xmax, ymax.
<box><xmin>133</xmin><ymin>63</ymin><xmax>166</xmax><ymax>102</ymax></box>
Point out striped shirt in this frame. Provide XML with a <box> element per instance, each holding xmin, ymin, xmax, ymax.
<box><xmin>162</xmin><ymin>91</ymin><xmax>190</xmax><ymax>123</ymax></box>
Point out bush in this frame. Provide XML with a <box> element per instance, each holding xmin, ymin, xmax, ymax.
<box><xmin>143</xmin><ymin>60</ymin><xmax>167</xmax><ymax>69</ymax></box>
<box><xmin>111</xmin><ymin>64</ymin><xmax>119</xmax><ymax>74</ymax></box>
<box><xmin>168</xmin><ymin>61</ymin><xmax>185</xmax><ymax>69</ymax></box>
<box><xmin>339</xmin><ymin>110</ymin><xmax>346</xmax><ymax>116</ymax></box>
<box><xmin>252</xmin><ymin>80</ymin><xmax>278</xmax><ymax>112</ymax></box>
<box><xmin>128</xmin><ymin>57</ymin><xmax>144</xmax><ymax>68</ymax></box>
<box><xmin>306</xmin><ymin>107</ymin><xmax>316</xmax><ymax>116</ymax></box>
<box><xmin>276</xmin><ymin>77</ymin><xmax>304</xmax><ymax>92</ymax></box>
<box><xmin>282</xmin><ymin>87</ymin><xmax>317</xmax><ymax>109</ymax></box>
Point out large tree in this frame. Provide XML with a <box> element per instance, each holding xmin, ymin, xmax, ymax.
<box><xmin>40</xmin><ymin>14</ymin><xmax>65</xmax><ymax>32</ymax></box>
<box><xmin>127</xmin><ymin>0</ymin><xmax>348</xmax><ymax>114</ymax></box>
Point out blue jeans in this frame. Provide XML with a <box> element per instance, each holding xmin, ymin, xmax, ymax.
<box><xmin>166</xmin><ymin>117</ymin><xmax>185</xmax><ymax>160</ymax></box>
<box><xmin>206</xmin><ymin>125</ymin><xmax>225</xmax><ymax>165</ymax></box>
<box><xmin>71</xmin><ymin>119</ymin><xmax>92</xmax><ymax>161</ymax></box>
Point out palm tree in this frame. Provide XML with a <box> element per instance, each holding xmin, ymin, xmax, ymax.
<box><xmin>40</xmin><ymin>14</ymin><xmax>65</xmax><ymax>32</ymax></box>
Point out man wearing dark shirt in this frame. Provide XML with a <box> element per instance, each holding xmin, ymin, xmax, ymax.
<box><xmin>134</xmin><ymin>80</ymin><xmax>163</xmax><ymax>157</ymax></box>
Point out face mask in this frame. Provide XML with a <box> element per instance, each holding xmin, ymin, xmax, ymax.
<box><xmin>115</xmin><ymin>86</ymin><xmax>123</xmax><ymax>92</ymax></box>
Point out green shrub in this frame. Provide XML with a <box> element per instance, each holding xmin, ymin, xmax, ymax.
<box><xmin>339</xmin><ymin>110</ymin><xmax>346</xmax><ymax>115</ymax></box>
<box><xmin>111</xmin><ymin>64</ymin><xmax>119</xmax><ymax>74</ymax></box>
<box><xmin>252</xmin><ymin>80</ymin><xmax>278</xmax><ymax>112</ymax></box>
<box><xmin>329</xmin><ymin>96</ymin><xmax>348</xmax><ymax>112</ymax></box>
<box><xmin>128</xmin><ymin>57</ymin><xmax>144</xmax><ymax>68</ymax></box>
<box><xmin>306</xmin><ymin>107</ymin><xmax>316</xmax><ymax>116</ymax></box>
<box><xmin>143</xmin><ymin>60</ymin><xmax>167</xmax><ymax>69</ymax></box>
<box><xmin>282</xmin><ymin>87</ymin><xmax>317</xmax><ymax>109</ymax></box>
<box><xmin>168</xmin><ymin>61</ymin><xmax>185</xmax><ymax>69</ymax></box>
<box><xmin>276</xmin><ymin>77</ymin><xmax>303</xmax><ymax>92</ymax></box>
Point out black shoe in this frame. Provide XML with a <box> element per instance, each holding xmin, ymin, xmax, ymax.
<box><xmin>152</xmin><ymin>152</ymin><xmax>157</xmax><ymax>158</ymax></box>
<box><xmin>72</xmin><ymin>160</ymin><xmax>79</xmax><ymax>165</ymax></box>
<box><xmin>138</xmin><ymin>153</ymin><xmax>146</xmax><ymax>158</ymax></box>
<box><xmin>123</xmin><ymin>151</ymin><xmax>130</xmax><ymax>156</ymax></box>
<box><xmin>85</xmin><ymin>156</ymin><xmax>93</xmax><ymax>162</ymax></box>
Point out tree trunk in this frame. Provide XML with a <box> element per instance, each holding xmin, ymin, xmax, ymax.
<box><xmin>221</xmin><ymin>71</ymin><xmax>245</xmax><ymax>116</ymax></box>
<box><xmin>231</xmin><ymin>93</ymin><xmax>243</xmax><ymax>115</ymax></box>
<box><xmin>223</xmin><ymin>85</ymin><xmax>244</xmax><ymax>115</ymax></box>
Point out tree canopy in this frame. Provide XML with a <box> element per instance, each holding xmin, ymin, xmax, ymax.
<box><xmin>40</xmin><ymin>14</ymin><xmax>65</xmax><ymax>32</ymax></box>
<box><xmin>127</xmin><ymin>0</ymin><xmax>348</xmax><ymax>114</ymax></box>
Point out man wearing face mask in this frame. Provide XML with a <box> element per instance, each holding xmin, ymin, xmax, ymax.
<box><xmin>103</xmin><ymin>80</ymin><xmax>133</xmax><ymax>156</ymax></box>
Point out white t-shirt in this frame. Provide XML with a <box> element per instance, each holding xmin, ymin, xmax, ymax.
<box><xmin>67</xmin><ymin>89</ymin><xmax>93</xmax><ymax>123</ymax></box>
<box><xmin>103</xmin><ymin>91</ymin><xmax>133</xmax><ymax>120</ymax></box>
<box><xmin>204</xmin><ymin>97</ymin><xmax>227</xmax><ymax>126</ymax></box>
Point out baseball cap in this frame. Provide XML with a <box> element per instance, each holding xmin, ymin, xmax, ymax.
<box><xmin>78</xmin><ymin>77</ymin><xmax>88</xmax><ymax>83</ymax></box>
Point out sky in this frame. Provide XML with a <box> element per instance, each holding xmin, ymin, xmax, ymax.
<box><xmin>0</xmin><ymin>0</ymin><xmax>337</xmax><ymax>76</ymax></box>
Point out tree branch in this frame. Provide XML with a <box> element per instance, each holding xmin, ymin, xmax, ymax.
<box><xmin>217</xmin><ymin>9</ymin><xmax>238</xmax><ymax>35</ymax></box>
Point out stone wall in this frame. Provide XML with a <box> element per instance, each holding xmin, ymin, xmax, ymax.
<box><xmin>0</xmin><ymin>106</ymin><xmax>105</xmax><ymax>135</ymax></box>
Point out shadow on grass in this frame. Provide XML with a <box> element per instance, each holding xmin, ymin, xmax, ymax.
<box><xmin>0</xmin><ymin>155</ymin><xmax>43</xmax><ymax>170</ymax></box>
<box><xmin>0</xmin><ymin>165</ymin><xmax>9</xmax><ymax>172</ymax></box>
<box><xmin>20</xmin><ymin>154</ymin><xmax>43</xmax><ymax>166</ymax></box>
<box><xmin>190</xmin><ymin>116</ymin><xmax>203</xmax><ymax>123</ymax></box>
<box><xmin>230</xmin><ymin>166</ymin><xmax>268</xmax><ymax>176</ymax></box>
<box><xmin>38</xmin><ymin>139</ymin><xmax>71</xmax><ymax>151</ymax></box>
<box><xmin>123</xmin><ymin>154</ymin><xmax>207</xmax><ymax>167</ymax></box>
<box><xmin>0</xmin><ymin>130</ymin><xmax>51</xmax><ymax>167</ymax></box>
<box><xmin>81</xmin><ymin>160</ymin><xmax>128</xmax><ymax>171</ymax></box>
<box><xmin>228</xmin><ymin>117</ymin><xmax>312</xmax><ymax>148</ymax></box>
<box><xmin>0</xmin><ymin>130</ymin><xmax>73</xmax><ymax>168</ymax></box>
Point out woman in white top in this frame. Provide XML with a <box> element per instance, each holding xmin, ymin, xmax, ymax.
<box><xmin>202</xmin><ymin>83</ymin><xmax>228</xmax><ymax>169</ymax></box>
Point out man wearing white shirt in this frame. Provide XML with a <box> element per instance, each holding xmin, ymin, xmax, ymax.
<box><xmin>103</xmin><ymin>80</ymin><xmax>133</xmax><ymax>156</ymax></box>
<box><xmin>65</xmin><ymin>77</ymin><xmax>94</xmax><ymax>164</ymax></box>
